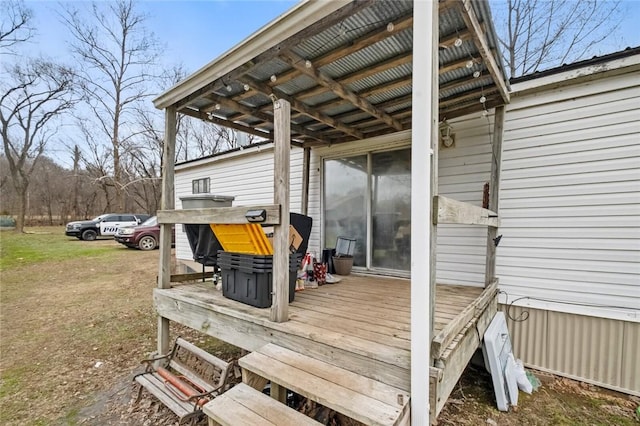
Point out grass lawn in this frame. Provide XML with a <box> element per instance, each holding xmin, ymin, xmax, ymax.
<box><xmin>0</xmin><ymin>227</ymin><xmax>159</xmax><ymax>425</ymax></box>
<box><xmin>1</xmin><ymin>227</ymin><xmax>637</xmax><ymax>425</ymax></box>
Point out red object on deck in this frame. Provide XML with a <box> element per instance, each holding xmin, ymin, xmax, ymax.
<box><xmin>157</xmin><ymin>366</ymin><xmax>208</xmax><ymax>406</ymax></box>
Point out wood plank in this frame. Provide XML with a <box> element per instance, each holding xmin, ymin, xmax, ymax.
<box><xmin>176</xmin><ymin>337</ymin><xmax>231</xmax><ymax>371</ymax></box>
<box><xmin>204</xmin><ymin>383</ymin><xmax>322</xmax><ymax>426</ymax></box>
<box><xmin>271</xmin><ymin>99</ymin><xmax>291</xmax><ymax>323</ymax></box>
<box><xmin>458</xmin><ymin>0</ymin><xmax>510</xmax><ymax>104</ymax></box>
<box><xmin>431</xmin><ymin>281</ymin><xmax>498</xmax><ymax>359</ymax></box>
<box><xmin>258</xmin><ymin>344</ymin><xmax>409</xmax><ymax>407</ymax></box>
<box><xmin>203</xmin><ymin>389</ymin><xmax>276</xmax><ymax>426</ymax></box>
<box><xmin>154</xmin><ymin>289</ymin><xmax>412</xmax><ymax>390</ymax></box>
<box><xmin>157</xmin><ymin>205</ymin><xmax>280</xmax><ymax>225</ymax></box>
<box><xmin>170</xmin><ymin>272</ymin><xmax>214</xmax><ymax>283</ymax></box>
<box><xmin>240</xmin><ymin>349</ymin><xmax>406</xmax><ymax>425</ymax></box>
<box><xmin>135</xmin><ymin>374</ymin><xmax>193</xmax><ymax>418</ymax></box>
<box><xmin>242</xmin><ymin>370</ymin><xmax>269</xmax><ymax>391</ymax></box>
<box><xmin>170</xmin><ymin>359</ymin><xmax>215</xmax><ymax>393</ymax></box>
<box><xmin>281</xmin><ymin>50</ymin><xmax>403</xmax><ymax>131</ymax></box>
<box><xmin>434</xmin><ymin>195</ymin><xmax>499</xmax><ymax>227</ymax></box>
<box><xmin>485</xmin><ymin>106</ymin><xmax>505</xmax><ymax>285</ymax></box>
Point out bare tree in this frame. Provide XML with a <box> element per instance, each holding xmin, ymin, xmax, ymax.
<box><xmin>492</xmin><ymin>0</ymin><xmax>624</xmax><ymax>77</ymax></box>
<box><xmin>62</xmin><ymin>0</ymin><xmax>161</xmax><ymax>211</ymax></box>
<box><xmin>0</xmin><ymin>0</ymin><xmax>34</xmax><ymax>54</ymax></box>
<box><xmin>0</xmin><ymin>60</ymin><xmax>76</xmax><ymax>232</ymax></box>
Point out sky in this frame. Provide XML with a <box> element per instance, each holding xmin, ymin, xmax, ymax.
<box><xmin>9</xmin><ymin>0</ymin><xmax>640</xmax><ymax>166</ymax></box>
<box><xmin>25</xmin><ymin>0</ymin><xmax>640</xmax><ymax>76</ymax></box>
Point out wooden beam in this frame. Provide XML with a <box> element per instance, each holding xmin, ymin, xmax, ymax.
<box><xmin>439</xmin><ymin>95</ymin><xmax>503</xmax><ymax>121</ymax></box>
<box><xmin>485</xmin><ymin>105</ymin><xmax>505</xmax><ymax>286</ymax></box>
<box><xmin>282</xmin><ymin>51</ymin><xmax>403</xmax><ymax>131</ymax></box>
<box><xmin>433</xmin><ymin>195</ymin><xmax>499</xmax><ymax>227</ymax></box>
<box><xmin>439</xmin><ymin>87</ymin><xmax>497</xmax><ymax>108</ymax></box>
<box><xmin>459</xmin><ymin>0</ymin><xmax>510</xmax><ymax>104</ymax></box>
<box><xmin>157</xmin><ymin>205</ymin><xmax>281</xmax><ymax>225</ymax></box>
<box><xmin>298</xmin><ymin>75</ymin><xmax>412</xmax><ymax>119</ymax></box>
<box><xmin>158</xmin><ymin>105</ymin><xmax>177</xmax><ymax>357</ymax></box>
<box><xmin>440</xmin><ymin>74</ymin><xmax>492</xmax><ymax>95</ymax></box>
<box><xmin>301</xmin><ymin>147</ymin><xmax>311</xmax><ymax>216</ymax></box>
<box><xmin>438</xmin><ymin>28</ymin><xmax>472</xmax><ymax>49</ymax></box>
<box><xmin>271</xmin><ymin>99</ymin><xmax>291</xmax><ymax>323</ymax></box>
<box><xmin>439</xmin><ymin>56</ymin><xmax>482</xmax><ymax>75</ymax></box>
<box><xmin>180</xmin><ymin>107</ymin><xmax>273</xmax><ymax>140</ymax></box>
<box><xmin>411</xmin><ymin>1</ymin><xmax>437</xmax><ymax>424</ymax></box>
<box><xmin>242</xmin><ymin>76</ymin><xmax>363</xmax><ymax>139</ymax></box>
<box><xmin>294</xmin><ymin>51</ymin><xmax>413</xmax><ymax>101</ymax></box>
<box><xmin>204</xmin><ymin>94</ymin><xmax>324</xmax><ymax>143</ymax></box>
<box><xmin>175</xmin><ymin>0</ymin><xmax>374</xmax><ymax>110</ymax></box>
<box><xmin>271</xmin><ymin>13</ymin><xmax>414</xmax><ymax>87</ymax></box>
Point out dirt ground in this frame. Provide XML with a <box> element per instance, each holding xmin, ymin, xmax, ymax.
<box><xmin>1</xmin><ymin>228</ymin><xmax>638</xmax><ymax>425</ymax></box>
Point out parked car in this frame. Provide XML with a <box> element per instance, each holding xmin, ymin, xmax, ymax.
<box><xmin>65</xmin><ymin>213</ymin><xmax>151</xmax><ymax>241</ymax></box>
<box><xmin>114</xmin><ymin>216</ymin><xmax>173</xmax><ymax>250</ymax></box>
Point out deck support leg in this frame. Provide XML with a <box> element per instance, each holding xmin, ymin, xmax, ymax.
<box><xmin>270</xmin><ymin>383</ymin><xmax>287</xmax><ymax>404</ymax></box>
<box><xmin>157</xmin><ymin>105</ymin><xmax>177</xmax><ymax>356</ymax></box>
<box><xmin>242</xmin><ymin>369</ymin><xmax>269</xmax><ymax>392</ymax></box>
<box><xmin>271</xmin><ymin>99</ymin><xmax>291</xmax><ymax>323</ymax></box>
<box><xmin>411</xmin><ymin>1</ymin><xmax>438</xmax><ymax>425</ymax></box>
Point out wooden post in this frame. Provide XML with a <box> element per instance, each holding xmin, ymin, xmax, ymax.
<box><xmin>270</xmin><ymin>99</ymin><xmax>291</xmax><ymax>323</ymax></box>
<box><xmin>485</xmin><ymin>105</ymin><xmax>505</xmax><ymax>286</ymax></box>
<box><xmin>301</xmin><ymin>147</ymin><xmax>311</xmax><ymax>216</ymax></box>
<box><xmin>410</xmin><ymin>1</ymin><xmax>437</xmax><ymax>424</ymax></box>
<box><xmin>157</xmin><ymin>105</ymin><xmax>176</xmax><ymax>356</ymax></box>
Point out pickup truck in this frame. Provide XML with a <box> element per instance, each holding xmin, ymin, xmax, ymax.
<box><xmin>65</xmin><ymin>213</ymin><xmax>151</xmax><ymax>241</ymax></box>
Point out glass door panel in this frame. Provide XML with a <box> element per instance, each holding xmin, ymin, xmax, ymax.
<box><xmin>323</xmin><ymin>156</ymin><xmax>367</xmax><ymax>267</ymax></box>
<box><xmin>371</xmin><ymin>149</ymin><xmax>411</xmax><ymax>270</ymax></box>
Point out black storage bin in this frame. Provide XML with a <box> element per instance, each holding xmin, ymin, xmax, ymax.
<box><xmin>217</xmin><ymin>252</ymin><xmax>301</xmax><ymax>308</ymax></box>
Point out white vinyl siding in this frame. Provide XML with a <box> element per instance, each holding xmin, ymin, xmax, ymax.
<box><xmin>497</xmin><ymin>70</ymin><xmax>640</xmax><ymax>322</ymax></box>
<box><xmin>174</xmin><ymin>145</ymin><xmax>304</xmax><ymax>261</ymax></box>
<box><xmin>308</xmin><ymin>122</ymin><xmax>492</xmax><ymax>285</ymax></box>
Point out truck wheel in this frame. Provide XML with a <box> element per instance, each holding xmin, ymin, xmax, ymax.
<box><xmin>138</xmin><ymin>235</ymin><xmax>157</xmax><ymax>250</ymax></box>
<box><xmin>81</xmin><ymin>229</ymin><xmax>98</xmax><ymax>241</ymax></box>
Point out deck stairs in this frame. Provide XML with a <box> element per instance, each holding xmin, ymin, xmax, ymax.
<box><xmin>204</xmin><ymin>343</ymin><xmax>410</xmax><ymax>426</ymax></box>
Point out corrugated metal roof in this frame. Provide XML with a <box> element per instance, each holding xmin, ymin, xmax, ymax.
<box><xmin>167</xmin><ymin>0</ymin><xmax>510</xmax><ymax>144</ymax></box>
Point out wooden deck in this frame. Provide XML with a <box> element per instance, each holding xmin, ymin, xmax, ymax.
<box><xmin>154</xmin><ymin>274</ymin><xmax>497</xmax><ymax>419</ymax></box>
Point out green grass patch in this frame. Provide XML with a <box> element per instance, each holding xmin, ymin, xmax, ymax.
<box><xmin>0</xmin><ymin>227</ymin><xmax>116</xmax><ymax>271</ymax></box>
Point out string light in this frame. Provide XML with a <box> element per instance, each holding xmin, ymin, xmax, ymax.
<box><xmin>482</xmin><ymin>110</ymin><xmax>489</xmax><ymax>117</ymax></box>
<box><xmin>386</xmin><ymin>22</ymin><xmax>394</xmax><ymax>32</ymax></box>
<box><xmin>243</xmin><ymin>83</ymin><xmax>250</xmax><ymax>92</ymax></box>
<box><xmin>226</xmin><ymin>84</ymin><xmax>232</xmax><ymax>92</ymax></box>
<box><xmin>454</xmin><ymin>38</ymin><xmax>463</xmax><ymax>47</ymax></box>
<box><xmin>473</xmin><ymin>70</ymin><xmax>481</xmax><ymax>78</ymax></box>
<box><xmin>305</xmin><ymin>60</ymin><xmax>312</xmax><ymax>69</ymax></box>
<box><xmin>479</xmin><ymin>95</ymin><xmax>486</xmax><ymax>104</ymax></box>
<box><xmin>270</xmin><ymin>74</ymin><xmax>277</xmax><ymax>83</ymax></box>
<box><xmin>466</xmin><ymin>60</ymin><xmax>474</xmax><ymax>68</ymax></box>
<box><xmin>215</xmin><ymin>103</ymin><xmax>221</xmax><ymax>110</ymax></box>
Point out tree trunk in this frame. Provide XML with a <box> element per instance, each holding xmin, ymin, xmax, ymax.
<box><xmin>14</xmin><ymin>182</ymin><xmax>27</xmax><ymax>233</ymax></box>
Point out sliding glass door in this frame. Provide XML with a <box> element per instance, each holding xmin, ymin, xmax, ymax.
<box><xmin>323</xmin><ymin>148</ymin><xmax>411</xmax><ymax>272</ymax></box>
<box><xmin>323</xmin><ymin>155</ymin><xmax>368</xmax><ymax>267</ymax></box>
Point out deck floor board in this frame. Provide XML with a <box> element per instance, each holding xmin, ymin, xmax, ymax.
<box><xmin>156</xmin><ymin>274</ymin><xmax>489</xmax><ymax>392</ymax></box>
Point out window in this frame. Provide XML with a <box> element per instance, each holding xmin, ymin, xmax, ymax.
<box><xmin>192</xmin><ymin>178</ymin><xmax>210</xmax><ymax>194</ymax></box>
<box><xmin>120</xmin><ymin>215</ymin><xmax>135</xmax><ymax>222</ymax></box>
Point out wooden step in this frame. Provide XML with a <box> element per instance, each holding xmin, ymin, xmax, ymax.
<box><xmin>203</xmin><ymin>383</ymin><xmax>322</xmax><ymax>426</ymax></box>
<box><xmin>239</xmin><ymin>343</ymin><xmax>410</xmax><ymax>426</ymax></box>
